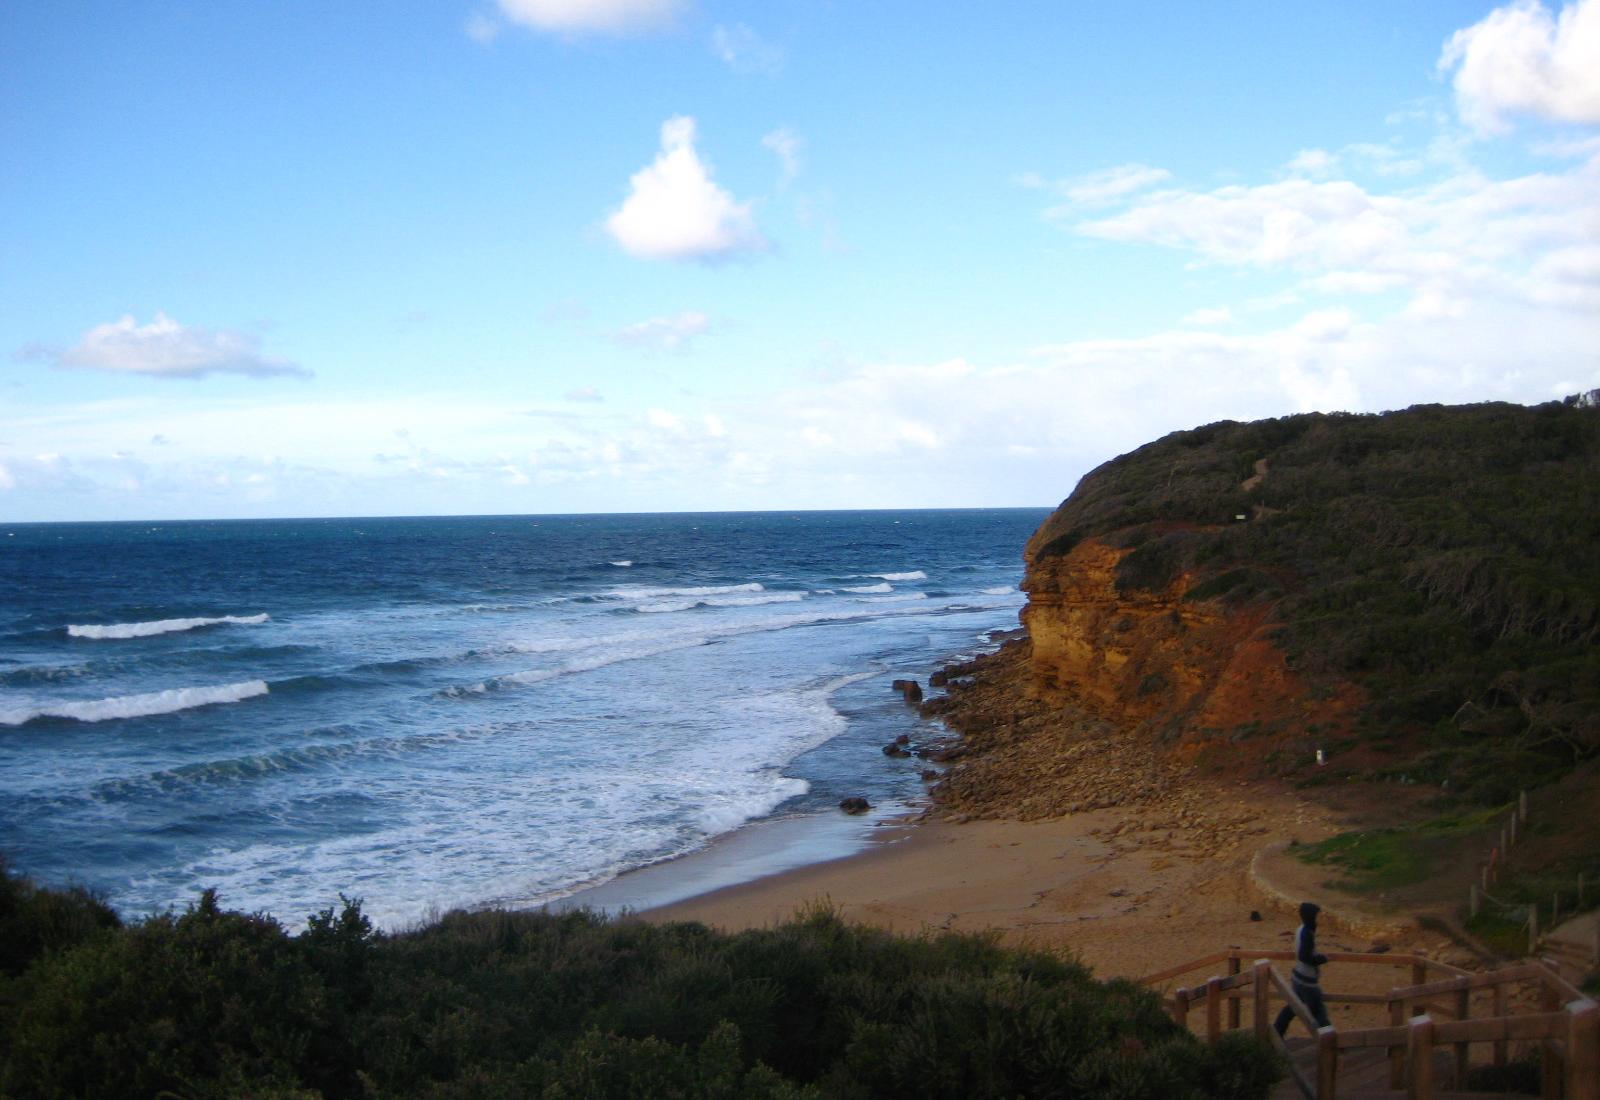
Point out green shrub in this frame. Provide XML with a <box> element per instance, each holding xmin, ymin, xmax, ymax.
<box><xmin>1026</xmin><ymin>400</ymin><xmax>1600</xmax><ymax>799</ymax></box>
<box><xmin>0</xmin><ymin>868</ymin><xmax>1281</xmax><ymax>1100</ymax></box>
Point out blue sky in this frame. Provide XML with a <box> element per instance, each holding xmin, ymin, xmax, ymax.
<box><xmin>3</xmin><ymin>0</ymin><xmax>1597</xmax><ymax>520</ymax></box>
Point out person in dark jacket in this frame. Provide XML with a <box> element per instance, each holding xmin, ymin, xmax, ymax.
<box><xmin>1275</xmin><ymin>901</ymin><xmax>1331</xmax><ymax>1036</ymax></box>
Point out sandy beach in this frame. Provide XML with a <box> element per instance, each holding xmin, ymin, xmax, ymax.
<box><xmin>591</xmin><ymin>638</ymin><xmax>1458</xmax><ymax>985</ymax></box>
<box><xmin>636</xmin><ymin>780</ymin><xmax>1395</xmax><ymax>982</ymax></box>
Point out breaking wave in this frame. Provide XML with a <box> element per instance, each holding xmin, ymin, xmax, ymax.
<box><xmin>608</xmin><ymin>582</ymin><xmax>765</xmax><ymax>599</ymax></box>
<box><xmin>1</xmin><ymin>680</ymin><xmax>269</xmax><ymax>726</ymax></box>
<box><xmin>67</xmin><ymin>614</ymin><xmax>269</xmax><ymax>640</ymax></box>
<box><xmin>635</xmin><ymin>592</ymin><xmax>805</xmax><ymax>614</ymax></box>
<box><xmin>870</xmin><ymin>571</ymin><xmax>927</xmax><ymax>582</ymax></box>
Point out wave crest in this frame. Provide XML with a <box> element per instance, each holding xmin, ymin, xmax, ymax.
<box><xmin>609</xmin><ymin>582</ymin><xmax>764</xmax><ymax>599</ymax></box>
<box><xmin>1</xmin><ymin>680</ymin><xmax>269</xmax><ymax>726</ymax></box>
<box><xmin>67</xmin><ymin>614</ymin><xmax>269</xmax><ymax>640</ymax></box>
<box><xmin>636</xmin><ymin>592</ymin><xmax>805</xmax><ymax>614</ymax></box>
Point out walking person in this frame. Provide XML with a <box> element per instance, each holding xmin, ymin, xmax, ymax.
<box><xmin>1275</xmin><ymin>901</ymin><xmax>1331</xmax><ymax>1036</ymax></box>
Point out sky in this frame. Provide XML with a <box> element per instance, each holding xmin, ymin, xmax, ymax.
<box><xmin>2</xmin><ymin>0</ymin><xmax>1598</xmax><ymax>522</ymax></box>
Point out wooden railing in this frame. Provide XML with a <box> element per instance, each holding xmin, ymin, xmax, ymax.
<box><xmin>1142</xmin><ymin>947</ymin><xmax>1598</xmax><ymax>1099</ymax></box>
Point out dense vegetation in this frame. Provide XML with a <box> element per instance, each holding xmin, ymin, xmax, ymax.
<box><xmin>1029</xmin><ymin>398</ymin><xmax>1600</xmax><ymax>802</ymax></box>
<box><xmin>0</xmin><ymin>865</ymin><xmax>1279</xmax><ymax>1099</ymax></box>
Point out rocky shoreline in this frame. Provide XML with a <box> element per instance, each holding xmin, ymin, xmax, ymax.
<box><xmin>906</xmin><ymin>637</ymin><xmax>1279</xmax><ymax>867</ymax></box>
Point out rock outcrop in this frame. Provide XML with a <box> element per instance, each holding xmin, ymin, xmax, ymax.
<box><xmin>1019</xmin><ymin>533</ymin><xmax>1362</xmax><ymax>761</ymax></box>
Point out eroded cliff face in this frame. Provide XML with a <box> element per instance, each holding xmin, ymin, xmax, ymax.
<box><xmin>1019</xmin><ymin>534</ymin><xmax>1360</xmax><ymax>761</ymax></box>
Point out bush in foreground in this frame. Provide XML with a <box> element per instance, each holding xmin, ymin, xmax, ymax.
<box><xmin>0</xmin><ymin>870</ymin><xmax>1280</xmax><ymax>1099</ymax></box>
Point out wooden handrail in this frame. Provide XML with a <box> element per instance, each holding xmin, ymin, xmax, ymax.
<box><xmin>1266</xmin><ymin>1025</ymin><xmax>1315</xmax><ymax>1100</ymax></box>
<box><xmin>1333</xmin><ymin>1024</ymin><xmax>1410</xmax><ymax>1050</ymax></box>
<box><xmin>1268</xmin><ymin>966</ymin><xmax>1320</xmax><ymax>1035</ymax></box>
<box><xmin>1148</xmin><ymin>947</ymin><xmax>1599</xmax><ymax>1100</ymax></box>
<box><xmin>1138</xmin><ymin>947</ymin><xmax>1467</xmax><ymax>988</ymax></box>
<box><xmin>1431</xmin><ymin>1009</ymin><xmax>1568</xmax><ymax>1044</ymax></box>
<box><xmin>1398</xmin><ymin>960</ymin><xmax>1553</xmax><ymax>1000</ymax></box>
<box><xmin>1138</xmin><ymin>949</ymin><xmax>1234</xmax><ymax>986</ymax></box>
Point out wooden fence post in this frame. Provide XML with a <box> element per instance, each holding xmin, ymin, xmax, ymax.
<box><xmin>1454</xmin><ymin>987</ymin><xmax>1470</xmax><ymax>1085</ymax></box>
<box><xmin>1206</xmin><ymin>976</ymin><xmax>1222</xmax><ymax>1044</ymax></box>
<box><xmin>1252</xmin><ymin>961</ymin><xmax>1270</xmax><ymax>1040</ymax></box>
<box><xmin>1541</xmin><ymin>985</ymin><xmax>1561</xmax><ymax>1100</ymax></box>
<box><xmin>1530</xmin><ymin>904</ymin><xmax>1540</xmax><ymax>955</ymax></box>
<box><xmin>1317</xmin><ymin>1026</ymin><xmax>1338</xmax><ymax>1100</ymax></box>
<box><xmin>1567</xmin><ymin>998</ymin><xmax>1598</xmax><ymax>1100</ymax></box>
<box><xmin>1509</xmin><ymin>812</ymin><xmax>1518</xmax><ymax>846</ymax></box>
<box><xmin>1174</xmin><ymin>987</ymin><xmax>1190</xmax><ymax>1030</ymax></box>
<box><xmin>1493</xmin><ymin>980</ymin><xmax>1508</xmax><ymax>1066</ymax></box>
<box><xmin>1227</xmin><ymin>955</ymin><xmax>1241</xmax><ymax>1030</ymax></box>
<box><xmin>1408</xmin><ymin>1015</ymin><xmax>1435</xmax><ymax>1100</ymax></box>
<box><xmin>1389</xmin><ymin>992</ymin><xmax>1406</xmax><ymax>1089</ymax></box>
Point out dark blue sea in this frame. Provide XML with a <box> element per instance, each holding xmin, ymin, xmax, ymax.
<box><xmin>0</xmin><ymin>510</ymin><xmax>1047</xmax><ymax>927</ymax></box>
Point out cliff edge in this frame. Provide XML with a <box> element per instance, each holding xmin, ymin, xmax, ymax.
<box><xmin>928</xmin><ymin>398</ymin><xmax>1600</xmax><ymax>814</ymax></box>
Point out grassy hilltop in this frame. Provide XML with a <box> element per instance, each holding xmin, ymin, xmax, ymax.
<box><xmin>1028</xmin><ymin>398</ymin><xmax>1600</xmax><ymax>803</ymax></box>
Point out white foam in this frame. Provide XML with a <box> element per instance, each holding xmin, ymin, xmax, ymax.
<box><xmin>635</xmin><ymin>592</ymin><xmax>805</xmax><ymax>613</ymax></box>
<box><xmin>843</xmin><ymin>582</ymin><xmax>892</xmax><ymax>594</ymax></box>
<box><xmin>870</xmin><ymin>571</ymin><xmax>927</xmax><ymax>582</ymax></box>
<box><xmin>452</xmin><ymin>598</ymin><xmax>996</xmax><ymax>700</ymax></box>
<box><xmin>67</xmin><ymin>614</ymin><xmax>270</xmax><ymax>640</ymax></box>
<box><xmin>0</xmin><ymin>680</ymin><xmax>269</xmax><ymax>726</ymax></box>
<box><xmin>609</xmin><ymin>560</ymin><xmax>633</xmax><ymax>567</ymax></box>
<box><xmin>607</xmin><ymin>582</ymin><xmax>764</xmax><ymax>599</ymax></box>
<box><xmin>982</xmin><ymin>586</ymin><xmax>1016</xmax><ymax>595</ymax></box>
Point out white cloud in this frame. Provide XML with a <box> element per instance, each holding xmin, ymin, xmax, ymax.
<box><xmin>1072</xmin><ymin>154</ymin><xmax>1600</xmax><ymax>323</ymax></box>
<box><xmin>762</xmin><ymin>127</ymin><xmax>802</xmax><ymax>184</ymax></box>
<box><xmin>711</xmin><ymin>23</ymin><xmax>784</xmax><ymax>74</ymax></box>
<box><xmin>1285</xmin><ymin>148</ymin><xmax>1339</xmax><ymax>178</ymax></box>
<box><xmin>1182</xmin><ymin>306</ymin><xmax>1234</xmax><ymax>326</ymax></box>
<box><xmin>563</xmin><ymin>385</ymin><xmax>603</xmax><ymax>402</ymax></box>
<box><xmin>1440</xmin><ymin>0</ymin><xmax>1600</xmax><ymax>133</ymax></box>
<box><xmin>1040</xmin><ymin>163</ymin><xmax>1172</xmax><ymax>213</ymax></box>
<box><xmin>41</xmin><ymin>314</ymin><xmax>308</xmax><ymax>379</ymax></box>
<box><xmin>614</xmin><ymin>310</ymin><xmax>711</xmax><ymax>351</ymax></box>
<box><xmin>605</xmin><ymin>116</ymin><xmax>767</xmax><ymax>262</ymax></box>
<box><xmin>495</xmin><ymin>0</ymin><xmax>682</xmax><ymax>35</ymax></box>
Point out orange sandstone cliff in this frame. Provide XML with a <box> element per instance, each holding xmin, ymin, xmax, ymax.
<box><xmin>928</xmin><ymin>400</ymin><xmax>1600</xmax><ymax>817</ymax></box>
<box><xmin>1018</xmin><ymin>532</ymin><xmax>1362</xmax><ymax>765</ymax></box>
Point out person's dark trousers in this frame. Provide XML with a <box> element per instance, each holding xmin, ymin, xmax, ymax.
<box><xmin>1274</xmin><ymin>980</ymin><xmax>1332</xmax><ymax>1036</ymax></box>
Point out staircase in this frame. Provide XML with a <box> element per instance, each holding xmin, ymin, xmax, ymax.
<box><xmin>1141</xmin><ymin>948</ymin><xmax>1598</xmax><ymax>1099</ymax></box>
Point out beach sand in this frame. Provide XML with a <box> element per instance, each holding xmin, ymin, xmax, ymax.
<box><xmin>638</xmin><ymin>782</ymin><xmax>1392</xmax><ymax>983</ymax></box>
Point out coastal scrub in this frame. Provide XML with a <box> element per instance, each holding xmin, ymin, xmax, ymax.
<box><xmin>0</xmin><ymin>868</ymin><xmax>1280</xmax><ymax>1099</ymax></box>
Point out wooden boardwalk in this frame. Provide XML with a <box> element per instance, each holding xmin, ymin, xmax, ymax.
<box><xmin>1270</xmin><ymin>1038</ymin><xmax>1530</xmax><ymax>1099</ymax></box>
<box><xmin>1141</xmin><ymin>947</ymin><xmax>1597</xmax><ymax>1099</ymax></box>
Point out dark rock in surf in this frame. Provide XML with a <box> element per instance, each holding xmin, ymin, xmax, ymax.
<box><xmin>839</xmin><ymin>797</ymin><xmax>870</xmax><ymax>815</ymax></box>
<box><xmin>891</xmin><ymin>678</ymin><xmax>923</xmax><ymax>703</ymax></box>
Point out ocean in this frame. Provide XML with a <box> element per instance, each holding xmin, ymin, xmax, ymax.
<box><xmin>0</xmin><ymin>509</ymin><xmax>1048</xmax><ymax>928</ymax></box>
